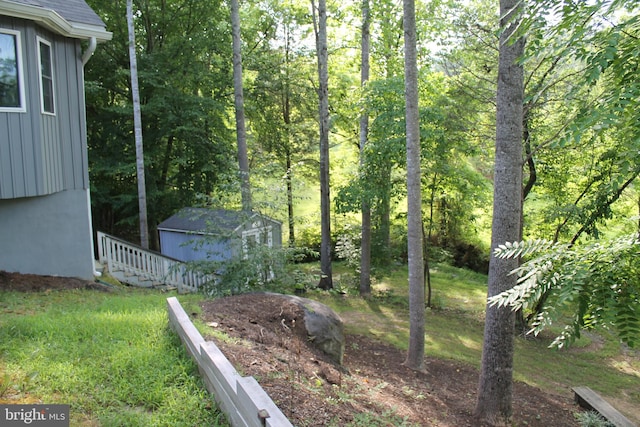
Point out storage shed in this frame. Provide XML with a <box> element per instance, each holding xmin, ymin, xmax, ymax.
<box><xmin>157</xmin><ymin>208</ymin><xmax>283</xmax><ymax>262</ymax></box>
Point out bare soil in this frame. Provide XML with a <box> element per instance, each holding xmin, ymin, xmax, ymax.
<box><xmin>1</xmin><ymin>272</ymin><xmax>583</xmax><ymax>426</ymax></box>
<box><xmin>199</xmin><ymin>293</ymin><xmax>581</xmax><ymax>427</ymax></box>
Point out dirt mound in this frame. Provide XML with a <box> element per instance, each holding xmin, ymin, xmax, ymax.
<box><xmin>0</xmin><ymin>271</ymin><xmax>111</xmax><ymax>292</ymax></box>
<box><xmin>1</xmin><ymin>274</ymin><xmax>580</xmax><ymax>426</ymax></box>
<box><xmin>200</xmin><ymin>293</ymin><xmax>579</xmax><ymax>427</ymax></box>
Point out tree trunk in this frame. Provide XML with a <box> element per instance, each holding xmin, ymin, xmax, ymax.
<box><xmin>231</xmin><ymin>0</ymin><xmax>252</xmax><ymax>211</ymax></box>
<box><xmin>516</xmin><ymin>111</ymin><xmax>535</xmax><ymax>333</ymax></box>
<box><xmin>425</xmin><ymin>172</ymin><xmax>439</xmax><ymax>308</ymax></box>
<box><xmin>402</xmin><ymin>0</ymin><xmax>425</xmax><ymax>372</ymax></box>
<box><xmin>474</xmin><ymin>0</ymin><xmax>524</xmax><ymax>424</ymax></box>
<box><xmin>359</xmin><ymin>0</ymin><xmax>372</xmax><ymax>296</ymax></box>
<box><xmin>127</xmin><ymin>0</ymin><xmax>149</xmax><ymax>249</ymax></box>
<box><xmin>373</xmin><ymin>172</ymin><xmax>392</xmax><ymax>264</ymax></box>
<box><xmin>282</xmin><ymin>69</ymin><xmax>296</xmax><ymax>247</ymax></box>
<box><xmin>286</xmin><ymin>151</ymin><xmax>295</xmax><ymax>247</ymax></box>
<box><xmin>312</xmin><ymin>0</ymin><xmax>333</xmax><ymax>290</ymax></box>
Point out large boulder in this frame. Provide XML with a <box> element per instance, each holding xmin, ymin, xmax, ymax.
<box><xmin>274</xmin><ymin>293</ymin><xmax>345</xmax><ymax>365</ymax></box>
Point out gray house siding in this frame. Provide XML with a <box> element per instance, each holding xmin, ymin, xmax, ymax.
<box><xmin>52</xmin><ymin>26</ymin><xmax>88</xmax><ymax>191</ymax></box>
<box><xmin>0</xmin><ymin>11</ymin><xmax>99</xmax><ymax>279</ymax></box>
<box><xmin>0</xmin><ymin>16</ymin><xmax>88</xmax><ymax>200</ymax></box>
<box><xmin>0</xmin><ymin>189</ymin><xmax>95</xmax><ymax>278</ymax></box>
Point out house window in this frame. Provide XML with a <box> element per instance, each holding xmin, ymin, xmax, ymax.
<box><xmin>0</xmin><ymin>29</ymin><xmax>25</xmax><ymax>112</ymax></box>
<box><xmin>37</xmin><ymin>37</ymin><xmax>55</xmax><ymax>115</ymax></box>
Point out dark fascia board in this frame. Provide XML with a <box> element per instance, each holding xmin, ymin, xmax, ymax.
<box><xmin>0</xmin><ymin>0</ymin><xmax>112</xmax><ymax>41</ymax></box>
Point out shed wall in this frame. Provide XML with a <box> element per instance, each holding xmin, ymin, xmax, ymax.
<box><xmin>159</xmin><ymin>230</ymin><xmax>233</xmax><ymax>262</ymax></box>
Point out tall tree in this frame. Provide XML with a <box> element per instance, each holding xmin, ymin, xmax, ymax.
<box><xmin>127</xmin><ymin>0</ymin><xmax>149</xmax><ymax>248</ymax></box>
<box><xmin>403</xmin><ymin>0</ymin><xmax>425</xmax><ymax>371</ymax></box>
<box><xmin>86</xmin><ymin>0</ymin><xmax>235</xmax><ymax>244</ymax></box>
<box><xmin>370</xmin><ymin>0</ymin><xmax>404</xmax><ymax>264</ymax></box>
<box><xmin>231</xmin><ymin>0</ymin><xmax>252</xmax><ymax>211</ymax></box>
<box><xmin>359</xmin><ymin>0</ymin><xmax>372</xmax><ymax>296</ymax></box>
<box><xmin>243</xmin><ymin>0</ymin><xmax>318</xmax><ymax>247</ymax></box>
<box><xmin>312</xmin><ymin>0</ymin><xmax>333</xmax><ymax>290</ymax></box>
<box><xmin>474</xmin><ymin>0</ymin><xmax>524</xmax><ymax>423</ymax></box>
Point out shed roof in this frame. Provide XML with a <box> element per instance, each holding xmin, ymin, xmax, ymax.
<box><xmin>158</xmin><ymin>208</ymin><xmax>280</xmax><ymax>235</ymax></box>
<box><xmin>0</xmin><ymin>0</ymin><xmax>112</xmax><ymax>41</ymax></box>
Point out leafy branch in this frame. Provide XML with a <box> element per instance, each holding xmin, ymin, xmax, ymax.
<box><xmin>493</xmin><ymin>238</ymin><xmax>559</xmax><ymax>260</ymax></box>
<box><xmin>489</xmin><ymin>234</ymin><xmax>640</xmax><ymax>349</ymax></box>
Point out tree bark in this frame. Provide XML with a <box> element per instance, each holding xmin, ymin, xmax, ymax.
<box><xmin>359</xmin><ymin>0</ymin><xmax>372</xmax><ymax>296</ymax></box>
<box><xmin>231</xmin><ymin>0</ymin><xmax>252</xmax><ymax>211</ymax></box>
<box><xmin>127</xmin><ymin>0</ymin><xmax>149</xmax><ymax>249</ymax></box>
<box><xmin>312</xmin><ymin>0</ymin><xmax>333</xmax><ymax>289</ymax></box>
<box><xmin>402</xmin><ymin>0</ymin><xmax>425</xmax><ymax>372</ymax></box>
<box><xmin>282</xmin><ymin>38</ymin><xmax>295</xmax><ymax>247</ymax></box>
<box><xmin>474</xmin><ymin>0</ymin><xmax>524</xmax><ymax>424</ymax></box>
<box><xmin>286</xmin><ymin>151</ymin><xmax>295</xmax><ymax>247</ymax></box>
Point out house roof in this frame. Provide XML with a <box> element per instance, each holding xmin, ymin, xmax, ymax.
<box><xmin>157</xmin><ymin>208</ymin><xmax>281</xmax><ymax>235</ymax></box>
<box><xmin>0</xmin><ymin>0</ymin><xmax>112</xmax><ymax>41</ymax></box>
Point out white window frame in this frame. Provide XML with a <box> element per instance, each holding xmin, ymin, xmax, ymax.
<box><xmin>0</xmin><ymin>28</ymin><xmax>26</xmax><ymax>113</ymax></box>
<box><xmin>241</xmin><ymin>225</ymin><xmax>273</xmax><ymax>258</ymax></box>
<box><xmin>36</xmin><ymin>36</ymin><xmax>55</xmax><ymax>115</ymax></box>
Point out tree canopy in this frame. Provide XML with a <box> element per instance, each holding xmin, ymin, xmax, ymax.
<box><xmin>82</xmin><ymin>1</ymin><xmax>640</xmax><ymax>423</ymax></box>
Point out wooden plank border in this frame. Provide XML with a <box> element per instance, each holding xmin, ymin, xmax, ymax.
<box><xmin>573</xmin><ymin>386</ymin><xmax>636</xmax><ymax>427</ymax></box>
<box><xmin>167</xmin><ymin>297</ymin><xmax>294</xmax><ymax>427</ymax></box>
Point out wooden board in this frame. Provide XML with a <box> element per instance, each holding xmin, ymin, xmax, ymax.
<box><xmin>572</xmin><ymin>386</ymin><xmax>636</xmax><ymax>427</ymax></box>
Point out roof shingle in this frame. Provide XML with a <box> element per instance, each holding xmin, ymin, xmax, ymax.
<box><xmin>158</xmin><ymin>208</ymin><xmax>261</xmax><ymax>234</ymax></box>
<box><xmin>6</xmin><ymin>0</ymin><xmax>106</xmax><ymax>27</ymax></box>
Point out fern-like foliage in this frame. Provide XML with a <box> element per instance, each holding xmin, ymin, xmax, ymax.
<box><xmin>489</xmin><ymin>234</ymin><xmax>640</xmax><ymax>349</ymax></box>
<box><xmin>493</xmin><ymin>238</ymin><xmax>559</xmax><ymax>260</ymax></box>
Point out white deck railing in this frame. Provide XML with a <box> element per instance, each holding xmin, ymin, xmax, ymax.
<box><xmin>97</xmin><ymin>231</ymin><xmax>212</xmax><ymax>293</ymax></box>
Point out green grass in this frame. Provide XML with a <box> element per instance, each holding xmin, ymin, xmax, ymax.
<box><xmin>305</xmin><ymin>262</ymin><xmax>640</xmax><ymax>421</ymax></box>
<box><xmin>0</xmin><ymin>288</ymin><xmax>227</xmax><ymax>427</ymax></box>
<box><xmin>1</xmin><ymin>262</ymin><xmax>639</xmax><ymax>425</ymax></box>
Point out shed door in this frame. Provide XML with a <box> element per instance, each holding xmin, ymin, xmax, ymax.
<box><xmin>241</xmin><ymin>226</ymin><xmax>273</xmax><ymax>258</ymax></box>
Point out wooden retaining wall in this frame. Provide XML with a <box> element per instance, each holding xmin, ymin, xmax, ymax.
<box><xmin>167</xmin><ymin>297</ymin><xmax>293</xmax><ymax>427</ymax></box>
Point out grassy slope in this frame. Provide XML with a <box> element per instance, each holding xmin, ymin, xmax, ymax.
<box><xmin>0</xmin><ymin>289</ymin><xmax>227</xmax><ymax>427</ymax></box>
<box><xmin>1</xmin><ymin>264</ymin><xmax>638</xmax><ymax>425</ymax></box>
<box><xmin>307</xmin><ymin>263</ymin><xmax>640</xmax><ymax>423</ymax></box>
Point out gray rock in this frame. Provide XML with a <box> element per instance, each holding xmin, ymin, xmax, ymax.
<box><xmin>271</xmin><ymin>293</ymin><xmax>345</xmax><ymax>365</ymax></box>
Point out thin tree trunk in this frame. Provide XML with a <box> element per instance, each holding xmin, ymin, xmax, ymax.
<box><xmin>282</xmin><ymin>41</ymin><xmax>295</xmax><ymax>247</ymax></box>
<box><xmin>425</xmin><ymin>172</ymin><xmax>439</xmax><ymax>308</ymax></box>
<box><xmin>127</xmin><ymin>0</ymin><xmax>149</xmax><ymax>249</ymax></box>
<box><xmin>474</xmin><ymin>0</ymin><xmax>524</xmax><ymax>423</ymax></box>
<box><xmin>312</xmin><ymin>0</ymin><xmax>333</xmax><ymax>289</ymax></box>
<box><xmin>402</xmin><ymin>0</ymin><xmax>425</xmax><ymax>372</ymax></box>
<box><xmin>516</xmin><ymin>112</ymin><xmax>535</xmax><ymax>333</ymax></box>
<box><xmin>569</xmin><ymin>171</ymin><xmax>640</xmax><ymax>245</ymax></box>
<box><xmin>231</xmin><ymin>0</ymin><xmax>252</xmax><ymax>211</ymax></box>
<box><xmin>374</xmin><ymin>172</ymin><xmax>392</xmax><ymax>264</ymax></box>
<box><xmin>286</xmin><ymin>151</ymin><xmax>295</xmax><ymax>247</ymax></box>
<box><xmin>359</xmin><ymin>0</ymin><xmax>372</xmax><ymax>296</ymax></box>
<box><xmin>423</xmin><ymin>223</ymin><xmax>432</xmax><ymax>308</ymax></box>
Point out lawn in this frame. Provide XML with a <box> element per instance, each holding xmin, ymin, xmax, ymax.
<box><xmin>1</xmin><ymin>262</ymin><xmax>638</xmax><ymax>425</ymax></box>
<box><xmin>0</xmin><ymin>288</ymin><xmax>228</xmax><ymax>427</ymax></box>
<box><xmin>308</xmin><ymin>262</ymin><xmax>640</xmax><ymax>423</ymax></box>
